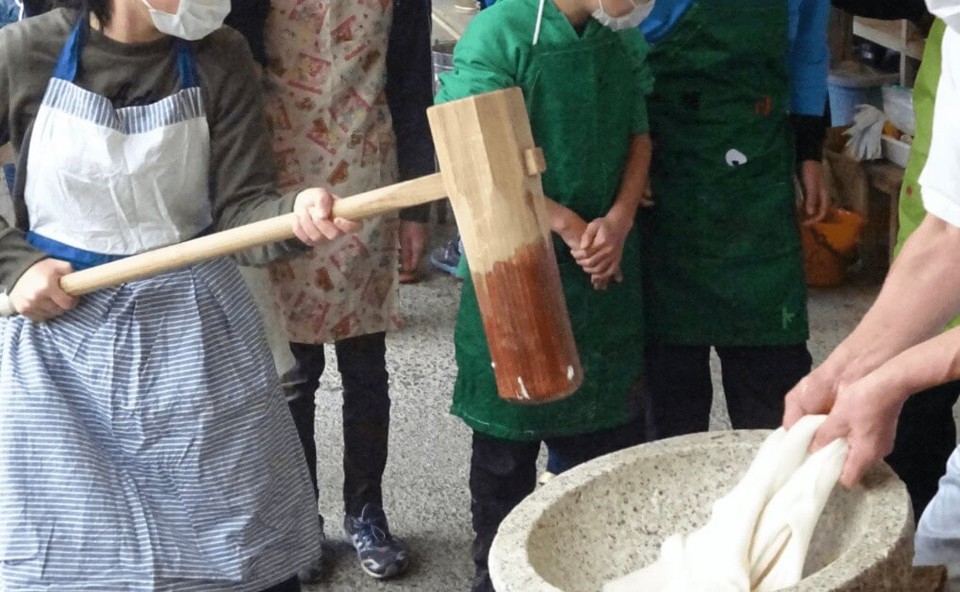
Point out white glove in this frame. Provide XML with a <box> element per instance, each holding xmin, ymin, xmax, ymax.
<box><xmin>843</xmin><ymin>105</ymin><xmax>886</xmax><ymax>161</ymax></box>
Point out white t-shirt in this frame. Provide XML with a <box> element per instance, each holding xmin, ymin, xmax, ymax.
<box><xmin>928</xmin><ymin>0</ymin><xmax>960</xmax><ymax>32</ymax></box>
<box><xmin>921</xmin><ymin>9</ymin><xmax>960</xmax><ymax>226</ymax></box>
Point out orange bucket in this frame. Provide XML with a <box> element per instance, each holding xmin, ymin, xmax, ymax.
<box><xmin>801</xmin><ymin>207</ymin><xmax>865</xmax><ymax>288</ymax></box>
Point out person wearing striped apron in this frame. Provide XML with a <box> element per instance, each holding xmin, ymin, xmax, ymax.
<box><xmin>0</xmin><ymin>0</ymin><xmax>357</xmax><ymax>589</ymax></box>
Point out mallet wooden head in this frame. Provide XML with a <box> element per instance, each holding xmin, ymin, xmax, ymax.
<box><xmin>427</xmin><ymin>88</ymin><xmax>583</xmax><ymax>403</ymax></box>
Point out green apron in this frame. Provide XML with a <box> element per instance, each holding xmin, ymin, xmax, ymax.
<box><xmin>894</xmin><ymin>21</ymin><xmax>958</xmax><ymax>328</ymax></box>
<box><xmin>643</xmin><ymin>0</ymin><xmax>808</xmax><ymax>346</ymax></box>
<box><xmin>438</xmin><ymin>0</ymin><xmax>649</xmax><ymax>441</ymax></box>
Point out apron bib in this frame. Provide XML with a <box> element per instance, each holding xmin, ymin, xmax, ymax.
<box><xmin>263</xmin><ymin>0</ymin><xmax>400</xmax><ymax>344</ymax></box>
<box><xmin>451</xmin><ymin>1</ymin><xmax>645</xmax><ymax>441</ymax></box>
<box><xmin>643</xmin><ymin>0</ymin><xmax>808</xmax><ymax>346</ymax></box>
<box><xmin>24</xmin><ymin>19</ymin><xmax>212</xmax><ymax>266</ymax></box>
<box><xmin>0</xmin><ymin>18</ymin><xmax>320</xmax><ymax>590</ymax></box>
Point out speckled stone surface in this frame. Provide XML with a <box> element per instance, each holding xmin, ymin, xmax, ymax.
<box><xmin>489</xmin><ymin>430</ymin><xmax>914</xmax><ymax>592</ymax></box>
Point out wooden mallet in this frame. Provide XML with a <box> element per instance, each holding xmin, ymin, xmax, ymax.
<box><xmin>0</xmin><ymin>88</ymin><xmax>583</xmax><ymax>403</ymax></box>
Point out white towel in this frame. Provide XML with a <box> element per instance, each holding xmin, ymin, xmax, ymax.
<box><xmin>605</xmin><ymin>417</ymin><xmax>848</xmax><ymax>592</ymax></box>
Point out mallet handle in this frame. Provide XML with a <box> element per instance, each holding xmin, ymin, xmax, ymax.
<box><xmin>0</xmin><ymin>173</ymin><xmax>447</xmax><ymax>316</ymax></box>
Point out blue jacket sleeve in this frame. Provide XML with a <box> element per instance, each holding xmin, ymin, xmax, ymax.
<box><xmin>788</xmin><ymin>0</ymin><xmax>829</xmax><ymax>116</ymax></box>
<box><xmin>789</xmin><ymin>0</ymin><xmax>829</xmax><ymax>162</ymax></box>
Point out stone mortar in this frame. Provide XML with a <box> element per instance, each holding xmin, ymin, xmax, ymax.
<box><xmin>489</xmin><ymin>430</ymin><xmax>914</xmax><ymax>592</ymax></box>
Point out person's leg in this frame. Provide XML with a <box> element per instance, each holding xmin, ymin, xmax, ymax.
<box><xmin>545</xmin><ymin>380</ymin><xmax>647</xmax><ymax>477</ymax></box>
<box><xmin>716</xmin><ymin>344</ymin><xmax>812</xmax><ymax>429</ymax></box>
<box><xmin>258</xmin><ymin>576</ymin><xmax>301</xmax><ymax>592</ymax></box>
<box><xmin>915</xmin><ymin>446</ymin><xmax>960</xmax><ymax>588</ymax></box>
<box><xmin>886</xmin><ymin>381</ymin><xmax>960</xmax><ymax>522</ymax></box>
<box><xmin>281</xmin><ymin>342</ymin><xmax>327</xmax><ymax>583</ymax></box>
<box><xmin>547</xmin><ymin>415</ymin><xmax>645</xmax><ymax>475</ymax></box>
<box><xmin>335</xmin><ymin>331</ymin><xmax>390</xmax><ymax>516</ymax></box>
<box><xmin>470</xmin><ymin>432</ymin><xmax>540</xmax><ymax>592</ymax></box>
<box><xmin>335</xmin><ymin>331</ymin><xmax>408</xmax><ymax>579</ymax></box>
<box><xmin>644</xmin><ymin>343</ymin><xmax>713</xmax><ymax>440</ymax></box>
<box><xmin>283</xmin><ymin>342</ymin><xmax>326</xmax><ymax>499</ymax></box>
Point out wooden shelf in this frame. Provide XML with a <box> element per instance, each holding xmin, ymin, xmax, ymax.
<box><xmin>853</xmin><ymin>17</ymin><xmax>925</xmax><ymax>60</ymax></box>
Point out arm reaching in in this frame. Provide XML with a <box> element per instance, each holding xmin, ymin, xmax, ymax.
<box><xmin>785</xmin><ymin>215</ymin><xmax>960</xmax><ymax>487</ymax></box>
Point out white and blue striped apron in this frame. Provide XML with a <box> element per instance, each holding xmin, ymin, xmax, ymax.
<box><xmin>0</xmin><ymin>18</ymin><xmax>320</xmax><ymax>591</ymax></box>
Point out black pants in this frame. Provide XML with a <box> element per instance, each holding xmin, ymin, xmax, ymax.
<box><xmin>469</xmin><ymin>422</ymin><xmax>640</xmax><ymax>592</ymax></box>
<box><xmin>260</xmin><ymin>576</ymin><xmax>300</xmax><ymax>592</ymax></box>
<box><xmin>885</xmin><ymin>381</ymin><xmax>960</xmax><ymax>522</ymax></box>
<box><xmin>644</xmin><ymin>343</ymin><xmax>812</xmax><ymax>439</ymax></box>
<box><xmin>283</xmin><ymin>332</ymin><xmax>390</xmax><ymax>517</ymax></box>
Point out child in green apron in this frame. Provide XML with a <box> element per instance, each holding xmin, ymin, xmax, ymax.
<box><xmin>435</xmin><ymin>0</ymin><xmax>653</xmax><ymax>590</ymax></box>
<box><xmin>638</xmin><ymin>0</ymin><xmax>830</xmax><ymax>440</ymax></box>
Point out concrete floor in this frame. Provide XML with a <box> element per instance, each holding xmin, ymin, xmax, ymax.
<box><xmin>240</xmin><ymin>221</ymin><xmax>884</xmax><ymax>592</ymax></box>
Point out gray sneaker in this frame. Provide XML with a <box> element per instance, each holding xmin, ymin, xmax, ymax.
<box><xmin>297</xmin><ymin>515</ymin><xmax>326</xmax><ymax>584</ymax></box>
<box><xmin>344</xmin><ymin>504</ymin><xmax>409</xmax><ymax>579</ymax></box>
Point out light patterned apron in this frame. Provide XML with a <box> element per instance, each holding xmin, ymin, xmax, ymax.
<box><xmin>264</xmin><ymin>0</ymin><xmax>400</xmax><ymax>344</ymax></box>
<box><xmin>0</xmin><ymin>18</ymin><xmax>320</xmax><ymax>591</ymax></box>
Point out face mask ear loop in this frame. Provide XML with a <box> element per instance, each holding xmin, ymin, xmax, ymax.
<box><xmin>14</xmin><ymin>0</ymin><xmax>23</xmax><ymax>21</ymax></box>
<box><xmin>533</xmin><ymin>0</ymin><xmax>545</xmax><ymax>45</ymax></box>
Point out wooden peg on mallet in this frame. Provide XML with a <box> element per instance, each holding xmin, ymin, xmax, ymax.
<box><xmin>0</xmin><ymin>88</ymin><xmax>583</xmax><ymax>403</ymax></box>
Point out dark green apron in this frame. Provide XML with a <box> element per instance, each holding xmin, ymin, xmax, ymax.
<box><xmin>643</xmin><ymin>0</ymin><xmax>808</xmax><ymax>346</ymax></box>
<box><xmin>448</xmin><ymin>0</ymin><xmax>646</xmax><ymax>441</ymax></box>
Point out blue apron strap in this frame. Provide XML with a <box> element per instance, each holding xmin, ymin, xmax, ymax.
<box><xmin>54</xmin><ymin>17</ymin><xmax>197</xmax><ymax>88</ymax></box>
<box><xmin>52</xmin><ymin>16</ymin><xmax>87</xmax><ymax>81</ymax></box>
<box><xmin>175</xmin><ymin>40</ymin><xmax>199</xmax><ymax>89</ymax></box>
<box><xmin>26</xmin><ymin>232</ymin><xmax>126</xmax><ymax>271</ymax></box>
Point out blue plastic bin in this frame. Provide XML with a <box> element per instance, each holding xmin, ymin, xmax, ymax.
<box><xmin>828</xmin><ymin>61</ymin><xmax>899</xmax><ymax>127</ymax></box>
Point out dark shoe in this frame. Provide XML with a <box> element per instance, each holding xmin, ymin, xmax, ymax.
<box><xmin>344</xmin><ymin>504</ymin><xmax>409</xmax><ymax>579</ymax></box>
<box><xmin>429</xmin><ymin>237</ymin><xmax>465</xmax><ymax>279</ymax></box>
<box><xmin>297</xmin><ymin>515</ymin><xmax>327</xmax><ymax>584</ymax></box>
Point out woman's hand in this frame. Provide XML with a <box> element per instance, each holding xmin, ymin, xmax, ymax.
<box><xmin>399</xmin><ymin>220</ymin><xmax>428</xmax><ymax>283</ymax></box>
<box><xmin>8</xmin><ymin>258</ymin><xmax>76</xmax><ymax>321</ymax></box>
<box><xmin>293</xmin><ymin>188</ymin><xmax>361</xmax><ymax>246</ymax></box>
<box><xmin>800</xmin><ymin>160</ymin><xmax>830</xmax><ymax>225</ymax></box>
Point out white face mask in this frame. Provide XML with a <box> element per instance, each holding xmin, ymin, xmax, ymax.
<box><xmin>926</xmin><ymin>0</ymin><xmax>960</xmax><ymax>33</ymax></box>
<box><xmin>140</xmin><ymin>0</ymin><xmax>230</xmax><ymax>41</ymax></box>
<box><xmin>593</xmin><ymin>0</ymin><xmax>655</xmax><ymax>31</ymax></box>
